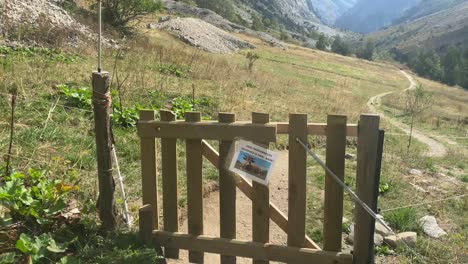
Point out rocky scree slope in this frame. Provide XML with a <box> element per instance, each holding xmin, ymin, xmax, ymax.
<box><xmin>150</xmin><ymin>17</ymin><xmax>254</xmax><ymax>54</ymax></box>
<box><xmin>0</xmin><ymin>0</ymin><xmax>112</xmax><ymax>47</ymax></box>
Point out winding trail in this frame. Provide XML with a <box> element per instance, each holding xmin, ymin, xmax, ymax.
<box><xmin>367</xmin><ymin>70</ymin><xmax>448</xmax><ymax>158</ymax></box>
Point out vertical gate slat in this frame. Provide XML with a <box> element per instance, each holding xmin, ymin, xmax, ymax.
<box><xmin>287</xmin><ymin>114</ymin><xmax>308</xmax><ymax>248</ymax></box>
<box><xmin>323</xmin><ymin>115</ymin><xmax>347</xmax><ymax>251</ymax></box>
<box><xmin>252</xmin><ymin>112</ymin><xmax>270</xmax><ymax>264</ymax></box>
<box><xmin>185</xmin><ymin>112</ymin><xmax>204</xmax><ymax>264</ymax></box>
<box><xmin>219</xmin><ymin>113</ymin><xmax>237</xmax><ymax>264</ymax></box>
<box><xmin>353</xmin><ymin>114</ymin><xmax>380</xmax><ymax>264</ymax></box>
<box><xmin>140</xmin><ymin>110</ymin><xmax>158</xmax><ymax>229</ymax></box>
<box><xmin>161</xmin><ymin>110</ymin><xmax>179</xmax><ymax>259</ymax></box>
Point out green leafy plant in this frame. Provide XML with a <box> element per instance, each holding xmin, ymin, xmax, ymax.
<box><xmin>375</xmin><ymin>245</ymin><xmax>393</xmax><ymax>255</ymax></box>
<box><xmin>0</xmin><ymin>168</ymin><xmax>78</xmax><ymax>226</ymax></box>
<box><xmin>172</xmin><ymin>97</ymin><xmax>193</xmax><ymax>119</ymax></box>
<box><xmin>149</xmin><ymin>63</ymin><xmax>190</xmax><ymax>78</ymax></box>
<box><xmin>58</xmin><ymin>84</ymin><xmax>92</xmax><ymax>108</ymax></box>
<box><xmin>379</xmin><ymin>181</ymin><xmax>390</xmax><ymax>194</ymax></box>
<box><xmin>15</xmin><ymin>233</ymin><xmax>68</xmax><ymax>263</ymax></box>
<box><xmin>112</xmin><ymin>105</ymin><xmax>142</xmax><ymax>128</ymax></box>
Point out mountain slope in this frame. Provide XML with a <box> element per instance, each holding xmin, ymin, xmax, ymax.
<box><xmin>335</xmin><ymin>0</ymin><xmax>421</xmax><ymax>33</ymax></box>
<box><xmin>368</xmin><ymin>1</ymin><xmax>468</xmax><ymax>54</ymax></box>
<box><xmin>394</xmin><ymin>0</ymin><xmax>467</xmax><ymax>24</ymax></box>
<box><xmin>309</xmin><ymin>0</ymin><xmax>357</xmax><ymax>25</ymax></box>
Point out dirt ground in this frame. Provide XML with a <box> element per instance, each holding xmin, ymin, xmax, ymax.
<box><xmin>167</xmin><ymin>152</ymin><xmax>291</xmax><ymax>264</ymax></box>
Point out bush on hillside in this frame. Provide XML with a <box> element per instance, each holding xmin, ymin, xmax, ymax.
<box><xmin>331</xmin><ymin>36</ymin><xmax>352</xmax><ymax>56</ymax></box>
<box><xmin>99</xmin><ymin>0</ymin><xmax>163</xmax><ymax>32</ymax></box>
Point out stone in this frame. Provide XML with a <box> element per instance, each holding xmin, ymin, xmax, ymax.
<box><xmin>375</xmin><ymin>221</ymin><xmax>393</xmax><ymax>236</ymax></box>
<box><xmin>159</xmin><ymin>16</ymin><xmax>171</xmax><ymax>23</ymax></box>
<box><xmin>345</xmin><ymin>224</ymin><xmax>384</xmax><ymax>246</ymax></box>
<box><xmin>374</xmin><ymin>234</ymin><xmax>384</xmax><ymax>246</ymax></box>
<box><xmin>419</xmin><ymin>216</ymin><xmax>447</xmax><ymax>238</ymax></box>
<box><xmin>409</xmin><ymin>169</ymin><xmax>422</xmax><ymax>176</ymax></box>
<box><xmin>384</xmin><ymin>232</ymin><xmax>417</xmax><ymax>248</ymax></box>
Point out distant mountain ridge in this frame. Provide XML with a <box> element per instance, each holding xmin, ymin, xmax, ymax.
<box><xmin>309</xmin><ymin>0</ymin><xmax>357</xmax><ymax>25</ymax></box>
<box><xmin>335</xmin><ymin>0</ymin><xmax>422</xmax><ymax>33</ymax></box>
<box><xmin>368</xmin><ymin>1</ymin><xmax>468</xmax><ymax>54</ymax></box>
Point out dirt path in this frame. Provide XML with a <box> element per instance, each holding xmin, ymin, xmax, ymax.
<box><xmin>367</xmin><ymin>70</ymin><xmax>448</xmax><ymax>158</ymax></box>
<box><xmin>168</xmin><ymin>152</ymin><xmax>291</xmax><ymax>264</ymax></box>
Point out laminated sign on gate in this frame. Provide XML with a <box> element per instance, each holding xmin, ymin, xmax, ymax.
<box><xmin>229</xmin><ymin>140</ymin><xmax>278</xmax><ymax>186</ymax></box>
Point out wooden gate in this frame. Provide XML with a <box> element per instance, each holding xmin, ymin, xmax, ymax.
<box><xmin>137</xmin><ymin>110</ymin><xmax>382</xmax><ymax>264</ymax></box>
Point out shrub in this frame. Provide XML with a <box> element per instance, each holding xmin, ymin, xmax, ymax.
<box><xmin>246</xmin><ymin>52</ymin><xmax>260</xmax><ymax>72</ymax></box>
<box><xmin>384</xmin><ymin>207</ymin><xmax>422</xmax><ymax>233</ymax></box>
<box><xmin>99</xmin><ymin>0</ymin><xmax>163</xmax><ymax>31</ymax></box>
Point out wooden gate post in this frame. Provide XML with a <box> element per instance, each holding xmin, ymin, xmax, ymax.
<box><xmin>323</xmin><ymin>115</ymin><xmax>347</xmax><ymax>252</ymax></box>
<box><xmin>288</xmin><ymin>114</ymin><xmax>308</xmax><ymax>248</ymax></box>
<box><xmin>353</xmin><ymin>114</ymin><xmax>380</xmax><ymax>264</ymax></box>
<box><xmin>185</xmin><ymin>112</ymin><xmax>204</xmax><ymax>264</ymax></box>
<box><xmin>92</xmin><ymin>71</ymin><xmax>116</xmax><ymax>230</ymax></box>
<box><xmin>161</xmin><ymin>110</ymin><xmax>179</xmax><ymax>259</ymax></box>
<box><xmin>252</xmin><ymin>112</ymin><xmax>270</xmax><ymax>264</ymax></box>
<box><xmin>219</xmin><ymin>113</ymin><xmax>236</xmax><ymax>264</ymax></box>
<box><xmin>140</xmin><ymin>110</ymin><xmax>159</xmax><ymax>228</ymax></box>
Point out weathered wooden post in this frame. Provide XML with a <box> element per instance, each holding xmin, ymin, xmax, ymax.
<box><xmin>353</xmin><ymin>114</ymin><xmax>380</xmax><ymax>264</ymax></box>
<box><xmin>92</xmin><ymin>71</ymin><xmax>117</xmax><ymax>230</ymax></box>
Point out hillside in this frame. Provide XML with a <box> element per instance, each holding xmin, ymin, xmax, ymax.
<box><xmin>368</xmin><ymin>1</ymin><xmax>468</xmax><ymax>54</ymax></box>
<box><xmin>335</xmin><ymin>0</ymin><xmax>421</xmax><ymax>33</ymax></box>
<box><xmin>394</xmin><ymin>0</ymin><xmax>467</xmax><ymax>24</ymax></box>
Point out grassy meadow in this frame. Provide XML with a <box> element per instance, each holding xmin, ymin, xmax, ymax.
<box><xmin>1</xmin><ymin>27</ymin><xmax>467</xmax><ymax>263</ymax></box>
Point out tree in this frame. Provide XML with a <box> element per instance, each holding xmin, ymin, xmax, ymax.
<box><xmin>251</xmin><ymin>13</ymin><xmax>265</xmax><ymax>31</ymax></box>
<box><xmin>405</xmin><ymin>85</ymin><xmax>434</xmax><ymax>151</ymax></box>
<box><xmin>442</xmin><ymin>46</ymin><xmax>463</xmax><ymax>86</ymax></box>
<box><xmin>100</xmin><ymin>0</ymin><xmax>163</xmax><ymax>31</ymax></box>
<box><xmin>246</xmin><ymin>52</ymin><xmax>260</xmax><ymax>72</ymax></box>
<box><xmin>316</xmin><ymin>34</ymin><xmax>328</xmax><ymax>51</ymax></box>
<box><xmin>331</xmin><ymin>36</ymin><xmax>352</xmax><ymax>56</ymax></box>
<box><xmin>357</xmin><ymin>40</ymin><xmax>375</xmax><ymax>61</ymax></box>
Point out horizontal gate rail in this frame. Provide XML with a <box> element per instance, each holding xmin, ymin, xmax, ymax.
<box><xmin>137</xmin><ymin>120</ymin><xmax>277</xmax><ymax>141</ymax></box>
<box><xmin>275</xmin><ymin>122</ymin><xmax>357</xmax><ymax>137</ymax></box>
<box><xmin>152</xmin><ymin>230</ymin><xmax>352</xmax><ymax>264</ymax></box>
<box><xmin>201</xmin><ymin>140</ymin><xmax>321</xmax><ymax>250</ymax></box>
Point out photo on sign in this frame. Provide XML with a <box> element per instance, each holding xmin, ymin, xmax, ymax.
<box><xmin>229</xmin><ymin>140</ymin><xmax>277</xmax><ymax>185</ymax></box>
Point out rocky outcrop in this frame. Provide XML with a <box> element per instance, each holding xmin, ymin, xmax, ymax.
<box><xmin>150</xmin><ymin>18</ymin><xmax>254</xmax><ymax>54</ymax></box>
<box><xmin>160</xmin><ymin>0</ymin><xmax>287</xmax><ymax>49</ymax></box>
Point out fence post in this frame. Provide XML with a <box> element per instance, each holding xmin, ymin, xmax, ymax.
<box><xmin>252</xmin><ymin>112</ymin><xmax>270</xmax><ymax>264</ymax></box>
<box><xmin>92</xmin><ymin>71</ymin><xmax>116</xmax><ymax>230</ymax></box>
<box><xmin>323</xmin><ymin>115</ymin><xmax>347</xmax><ymax>252</ymax></box>
<box><xmin>140</xmin><ymin>110</ymin><xmax>158</xmax><ymax>228</ymax></box>
<box><xmin>160</xmin><ymin>110</ymin><xmax>179</xmax><ymax>259</ymax></box>
<box><xmin>185</xmin><ymin>112</ymin><xmax>204</xmax><ymax>264</ymax></box>
<box><xmin>353</xmin><ymin>114</ymin><xmax>380</xmax><ymax>264</ymax></box>
<box><xmin>288</xmin><ymin>114</ymin><xmax>308</xmax><ymax>248</ymax></box>
<box><xmin>219</xmin><ymin>113</ymin><xmax>236</xmax><ymax>264</ymax></box>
